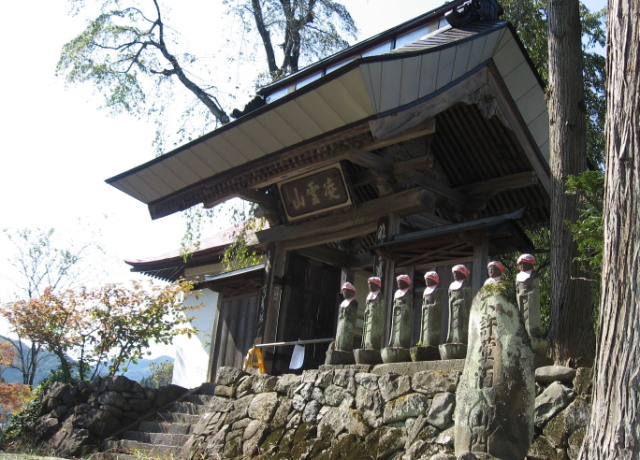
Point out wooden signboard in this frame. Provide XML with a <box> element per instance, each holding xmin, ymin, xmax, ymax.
<box><xmin>278</xmin><ymin>164</ymin><xmax>352</xmax><ymax>222</ymax></box>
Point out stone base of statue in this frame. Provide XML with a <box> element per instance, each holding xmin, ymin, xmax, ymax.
<box><xmin>410</xmin><ymin>345</ymin><xmax>441</xmax><ymax>362</ymax></box>
<box><xmin>381</xmin><ymin>347</ymin><xmax>411</xmax><ymax>363</ymax></box>
<box><xmin>325</xmin><ymin>350</ymin><xmax>355</xmax><ymax>365</ymax></box>
<box><xmin>439</xmin><ymin>343</ymin><xmax>467</xmax><ymax>360</ymax></box>
<box><xmin>354</xmin><ymin>348</ymin><xmax>382</xmax><ymax>365</ymax></box>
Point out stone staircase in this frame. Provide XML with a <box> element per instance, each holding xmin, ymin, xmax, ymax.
<box><xmin>97</xmin><ymin>385</ymin><xmax>215</xmax><ymax>460</ymax></box>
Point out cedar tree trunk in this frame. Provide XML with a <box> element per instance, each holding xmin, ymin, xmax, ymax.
<box><xmin>546</xmin><ymin>0</ymin><xmax>595</xmax><ymax>367</ymax></box>
<box><xmin>579</xmin><ymin>0</ymin><xmax>640</xmax><ymax>457</ymax></box>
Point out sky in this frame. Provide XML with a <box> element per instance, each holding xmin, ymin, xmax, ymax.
<box><xmin>0</xmin><ymin>0</ymin><xmax>606</xmax><ymax>355</ymax></box>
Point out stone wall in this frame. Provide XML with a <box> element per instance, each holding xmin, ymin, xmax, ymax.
<box><xmin>31</xmin><ymin>376</ymin><xmax>188</xmax><ymax>457</ymax></box>
<box><xmin>182</xmin><ymin>364</ymin><xmax>592</xmax><ymax>460</ymax></box>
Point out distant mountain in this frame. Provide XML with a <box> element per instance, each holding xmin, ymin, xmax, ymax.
<box><xmin>1</xmin><ymin>336</ymin><xmax>174</xmax><ymax>385</ymax></box>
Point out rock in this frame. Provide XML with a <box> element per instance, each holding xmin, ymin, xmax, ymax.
<box><xmin>128</xmin><ymin>398</ymin><xmax>152</xmax><ymax>413</ymax></box>
<box><xmin>379</xmin><ymin>373</ymin><xmax>412</xmax><ymax>401</ymax></box>
<box><xmin>355</xmin><ymin>372</ymin><xmax>381</xmax><ymax>390</ymax></box>
<box><xmin>317</xmin><ymin>401</ymin><xmax>371</xmax><ymax>439</ymax></box>
<box><xmin>248</xmin><ymin>392</ymin><xmax>279</xmax><ymax>422</ymax></box>
<box><xmin>100</xmin><ymin>404</ymin><xmax>124</xmax><ymax>419</ymax></box>
<box><xmin>429</xmin><ymin>455</ymin><xmax>456</xmax><ymax>460</ymax></box>
<box><xmin>75</xmin><ymin>408</ymin><xmax>122</xmax><ymax>438</ymax></box>
<box><xmin>376</xmin><ymin>426</ymin><xmax>406</xmax><ymax>460</ymax></box>
<box><xmin>315</xmin><ymin>434</ymin><xmax>366</xmax><ymax>460</ymax></box>
<box><xmin>528</xmin><ymin>435</ymin><xmax>564</xmax><ymax>460</ymax></box>
<box><xmin>253</xmin><ymin>374</ymin><xmax>278</xmax><ymax>393</ymax></box>
<box><xmin>291</xmin><ymin>439</ymin><xmax>317</xmax><ymax>460</ymax></box>
<box><xmin>236</xmin><ymin>375</ymin><xmax>255</xmax><ymax>397</ymax></box>
<box><xmin>216</xmin><ymin>366</ymin><xmax>248</xmax><ymax>386</ymax></box>
<box><xmin>436</xmin><ymin>426</ymin><xmax>455</xmax><ymax>447</ymax></box>
<box><xmin>383</xmin><ymin>393</ymin><xmax>430</xmax><ymax>424</ymax></box>
<box><xmin>275</xmin><ymin>374</ymin><xmax>302</xmax><ymax>397</ymax></box>
<box><xmin>302</xmin><ymin>369</ymin><xmax>320</xmax><ymax>384</ymax></box>
<box><xmin>535</xmin><ymin>365</ymin><xmax>577</xmax><ymax>384</ymax></box>
<box><xmin>270</xmin><ymin>396</ymin><xmax>292</xmax><ymax>430</ymax></box>
<box><xmin>543</xmin><ymin>394</ymin><xmax>591</xmax><ymax>447</ymax></box>
<box><xmin>207</xmin><ymin>395</ymin><xmax>232</xmax><ymax>413</ymax></box>
<box><xmin>355</xmin><ymin>386</ymin><xmax>384</xmax><ymax>424</ymax></box>
<box><xmin>292</xmin><ymin>394</ymin><xmax>307</xmax><ymax>412</ymax></box>
<box><xmin>573</xmin><ymin>368</ymin><xmax>592</xmax><ymax>396</ymax></box>
<box><xmin>534</xmin><ymin>381</ymin><xmax>576</xmax><ymax>428</ymax></box>
<box><xmin>50</xmin><ymin>404</ymin><xmax>69</xmax><ymax>420</ymax></box>
<box><xmin>47</xmin><ymin>382</ymin><xmax>72</xmax><ymax>400</ymax></box>
<box><xmin>192</xmin><ymin>411</ymin><xmax>226</xmax><ymax>436</ymax></box>
<box><xmin>293</xmin><ymin>422</ymin><xmax>316</xmax><ymax>444</ymax></box>
<box><xmin>311</xmin><ymin>386</ymin><xmax>326</xmax><ymax>405</ymax></box>
<box><xmin>261</xmin><ymin>427</ymin><xmax>285</xmax><ymax>454</ymax></box>
<box><xmin>324</xmin><ymin>384</ymin><xmax>354</xmax><ymax>407</ymax></box>
<box><xmin>568</xmin><ymin>427</ymin><xmax>586</xmax><ymax>460</ymax></box>
<box><xmin>303</xmin><ymin>400</ymin><xmax>321</xmax><ymax>423</ymax></box>
<box><xmin>426</xmin><ymin>392</ymin><xmax>455</xmax><ymax>430</ymax></box>
<box><xmin>454</xmin><ymin>287</ymin><xmax>535</xmax><ymax>460</ymax></box>
<box><xmin>46</xmin><ymin>427</ymin><xmax>98</xmax><ymax>458</ymax></box>
<box><xmin>287</xmin><ymin>412</ymin><xmax>302</xmax><ymax>429</ymax></box>
<box><xmin>223</xmin><ymin>428</ymin><xmax>243</xmax><ymax>458</ymax></box>
<box><xmin>226</xmin><ymin>394</ymin><xmax>255</xmax><ymax>425</ymax></box>
<box><xmin>333</xmin><ymin>369</ymin><xmax>357</xmax><ymax>390</ymax></box>
<box><xmin>412</xmin><ymin>371</ymin><xmax>460</xmax><ymax>396</ymax></box>
<box><xmin>315</xmin><ymin>370</ymin><xmax>334</xmax><ymax>389</ymax></box>
<box><xmin>242</xmin><ymin>419</ymin><xmax>269</xmax><ymax>457</ymax></box>
<box><xmin>35</xmin><ymin>417</ymin><xmax>60</xmax><ymax>438</ymax></box>
<box><xmin>403</xmin><ymin>439</ymin><xmax>440</xmax><ymax>460</ymax></box>
<box><xmin>214</xmin><ymin>384</ymin><xmax>235</xmax><ymax>398</ymax></box>
<box><xmin>232</xmin><ymin>418</ymin><xmax>252</xmax><ymax>431</ymax></box>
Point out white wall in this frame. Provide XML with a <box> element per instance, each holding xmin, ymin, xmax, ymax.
<box><xmin>172</xmin><ymin>288</ymin><xmax>218</xmax><ymax>388</ymax></box>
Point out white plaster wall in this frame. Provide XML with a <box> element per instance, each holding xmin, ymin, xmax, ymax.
<box><xmin>172</xmin><ymin>288</ymin><xmax>218</xmax><ymax>388</ymax></box>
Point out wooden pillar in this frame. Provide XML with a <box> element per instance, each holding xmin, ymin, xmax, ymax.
<box><xmin>260</xmin><ymin>242</ymin><xmax>287</xmax><ymax>374</ymax></box>
<box><xmin>471</xmin><ymin>237</ymin><xmax>489</xmax><ymax>296</ymax></box>
<box><xmin>374</xmin><ymin>214</ymin><xmax>401</xmax><ymax>344</ymax></box>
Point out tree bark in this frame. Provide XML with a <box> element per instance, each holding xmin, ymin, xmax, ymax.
<box><xmin>545</xmin><ymin>0</ymin><xmax>595</xmax><ymax>367</ymax></box>
<box><xmin>579</xmin><ymin>0</ymin><xmax>640</xmax><ymax>457</ymax></box>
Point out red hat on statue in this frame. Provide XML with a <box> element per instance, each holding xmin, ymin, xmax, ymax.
<box><xmin>452</xmin><ymin>264</ymin><xmax>470</xmax><ymax>278</ymax></box>
<box><xmin>341</xmin><ymin>282</ymin><xmax>357</xmax><ymax>293</ymax></box>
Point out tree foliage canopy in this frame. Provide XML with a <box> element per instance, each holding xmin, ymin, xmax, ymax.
<box><xmin>0</xmin><ymin>281</ymin><xmax>200</xmax><ymax>382</ymax></box>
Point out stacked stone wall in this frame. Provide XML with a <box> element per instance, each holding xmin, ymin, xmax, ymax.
<box><xmin>183</xmin><ymin>365</ymin><xmax>591</xmax><ymax>460</ymax></box>
<box><xmin>29</xmin><ymin>376</ymin><xmax>188</xmax><ymax>457</ymax></box>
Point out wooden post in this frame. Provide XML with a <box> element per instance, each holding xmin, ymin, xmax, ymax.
<box><xmin>261</xmin><ymin>242</ymin><xmax>287</xmax><ymax>374</ymax></box>
<box><xmin>376</xmin><ymin>214</ymin><xmax>401</xmax><ymax>344</ymax></box>
<box><xmin>472</xmin><ymin>237</ymin><xmax>489</xmax><ymax>296</ymax></box>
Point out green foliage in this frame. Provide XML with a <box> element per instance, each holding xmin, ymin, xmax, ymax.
<box><xmin>565</xmin><ymin>170</ymin><xmax>604</xmax><ymax>278</ymax></box>
<box><xmin>139</xmin><ymin>360</ymin><xmax>174</xmax><ymax>388</ymax></box>
<box><xmin>501</xmin><ymin>0</ymin><xmax>606</xmax><ymax>166</ymax></box>
<box><xmin>221</xmin><ymin>203</ymin><xmax>266</xmax><ymax>272</ymax></box>
<box><xmin>1</xmin><ymin>280</ymin><xmax>202</xmax><ymax>383</ymax></box>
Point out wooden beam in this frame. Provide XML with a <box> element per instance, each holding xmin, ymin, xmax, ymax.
<box><xmin>235</xmin><ymin>189</ymin><xmax>278</xmax><ymax>208</ymax></box>
<box><xmin>248</xmin><ymin>187</ymin><xmax>434</xmax><ymax>247</ymax></box>
<box><xmin>455</xmin><ymin>171</ymin><xmax>539</xmax><ymax>196</ymax></box>
<box><xmin>296</xmin><ymin>246</ymin><xmax>349</xmax><ymax>267</ymax></box>
<box><xmin>368</xmin><ymin>67</ymin><xmax>488</xmax><ymax>142</ymax></box>
<box><xmin>392</xmin><ymin>155</ymin><xmax>437</xmax><ymax>176</ymax></box>
<box><xmin>282</xmin><ymin>223</ymin><xmax>376</xmax><ymax>251</ymax></box>
<box><xmin>365</xmin><ymin>118</ymin><xmax>437</xmax><ymax>150</ymax></box>
<box><xmin>349</xmin><ymin>252</ymin><xmax>375</xmax><ymax>269</ymax></box>
<box><xmin>347</xmin><ymin>148</ymin><xmax>394</xmax><ymax>172</ymax></box>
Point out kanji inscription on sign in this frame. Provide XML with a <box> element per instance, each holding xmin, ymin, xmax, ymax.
<box><xmin>279</xmin><ymin>165</ymin><xmax>351</xmax><ymax>221</ymax></box>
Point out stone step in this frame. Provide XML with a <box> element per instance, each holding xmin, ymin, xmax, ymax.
<box><xmin>170</xmin><ymin>401</ymin><xmax>208</xmax><ymax>415</ymax></box>
<box><xmin>188</xmin><ymin>393</ymin><xmax>215</xmax><ymax>405</ymax></box>
<box><xmin>94</xmin><ymin>452</ymin><xmax>139</xmax><ymax>460</ymax></box>
<box><xmin>154</xmin><ymin>412</ymin><xmax>202</xmax><ymax>425</ymax></box>
<box><xmin>138</xmin><ymin>420</ymin><xmax>192</xmax><ymax>434</ymax></box>
<box><xmin>122</xmin><ymin>430</ymin><xmax>191</xmax><ymax>447</ymax></box>
<box><xmin>198</xmin><ymin>382</ymin><xmax>217</xmax><ymax>395</ymax></box>
<box><xmin>103</xmin><ymin>439</ymin><xmax>181</xmax><ymax>457</ymax></box>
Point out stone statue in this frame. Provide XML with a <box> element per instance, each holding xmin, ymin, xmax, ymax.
<box><xmin>326</xmin><ymin>282</ymin><xmax>358</xmax><ymax>365</ymax></box>
<box><xmin>355</xmin><ymin>277</ymin><xmax>384</xmax><ymax>364</ymax></box>
<box><xmin>440</xmin><ymin>264</ymin><xmax>472</xmax><ymax>360</ymax></box>
<box><xmin>516</xmin><ymin>254</ymin><xmax>547</xmax><ymax>356</ymax></box>
<box><xmin>335</xmin><ymin>282</ymin><xmax>358</xmax><ymax>352</ymax></box>
<box><xmin>381</xmin><ymin>274</ymin><xmax>413</xmax><ymax>363</ymax></box>
<box><xmin>484</xmin><ymin>261</ymin><xmax>505</xmax><ymax>285</ymax></box>
<box><xmin>411</xmin><ymin>271</ymin><xmax>443</xmax><ymax>362</ymax></box>
<box><xmin>454</xmin><ymin>279</ymin><xmax>534</xmax><ymax>460</ymax></box>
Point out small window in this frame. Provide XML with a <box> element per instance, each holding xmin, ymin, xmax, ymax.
<box><xmin>361</xmin><ymin>41</ymin><xmax>392</xmax><ymax>58</ymax></box>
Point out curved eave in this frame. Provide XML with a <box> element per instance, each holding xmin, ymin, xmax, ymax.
<box><xmin>107</xmin><ymin>21</ymin><xmax>549</xmax><ymax>218</ymax></box>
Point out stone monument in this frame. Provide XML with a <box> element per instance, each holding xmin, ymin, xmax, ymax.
<box><xmin>516</xmin><ymin>253</ymin><xmax>548</xmax><ymax>356</ymax></box>
<box><xmin>454</xmin><ymin>279</ymin><xmax>535</xmax><ymax>460</ymax></box>
<box><xmin>381</xmin><ymin>274</ymin><xmax>413</xmax><ymax>363</ymax></box>
<box><xmin>325</xmin><ymin>282</ymin><xmax>358</xmax><ymax>365</ymax></box>
<box><xmin>354</xmin><ymin>276</ymin><xmax>384</xmax><ymax>364</ymax></box>
<box><xmin>440</xmin><ymin>264</ymin><xmax>472</xmax><ymax>360</ymax></box>
<box><xmin>411</xmin><ymin>271</ymin><xmax>442</xmax><ymax>361</ymax></box>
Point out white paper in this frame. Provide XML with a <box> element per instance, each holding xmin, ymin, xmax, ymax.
<box><xmin>290</xmin><ymin>344</ymin><xmax>305</xmax><ymax>370</ymax></box>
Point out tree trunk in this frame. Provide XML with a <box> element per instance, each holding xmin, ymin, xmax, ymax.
<box><xmin>579</xmin><ymin>0</ymin><xmax>640</xmax><ymax>457</ymax></box>
<box><xmin>545</xmin><ymin>0</ymin><xmax>595</xmax><ymax>367</ymax></box>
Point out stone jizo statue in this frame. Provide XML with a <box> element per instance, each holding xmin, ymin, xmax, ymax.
<box><xmin>516</xmin><ymin>254</ymin><xmax>547</xmax><ymax>356</ymax></box>
<box><xmin>335</xmin><ymin>282</ymin><xmax>358</xmax><ymax>352</ymax></box>
<box><xmin>440</xmin><ymin>264</ymin><xmax>472</xmax><ymax>360</ymax></box>
<box><xmin>484</xmin><ymin>260</ymin><xmax>506</xmax><ymax>285</ymax></box>
<box><xmin>362</xmin><ymin>276</ymin><xmax>384</xmax><ymax>350</ymax></box>
<box><xmin>388</xmin><ymin>274</ymin><xmax>413</xmax><ymax>349</ymax></box>
<box><xmin>420</xmin><ymin>271</ymin><xmax>443</xmax><ymax>347</ymax></box>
